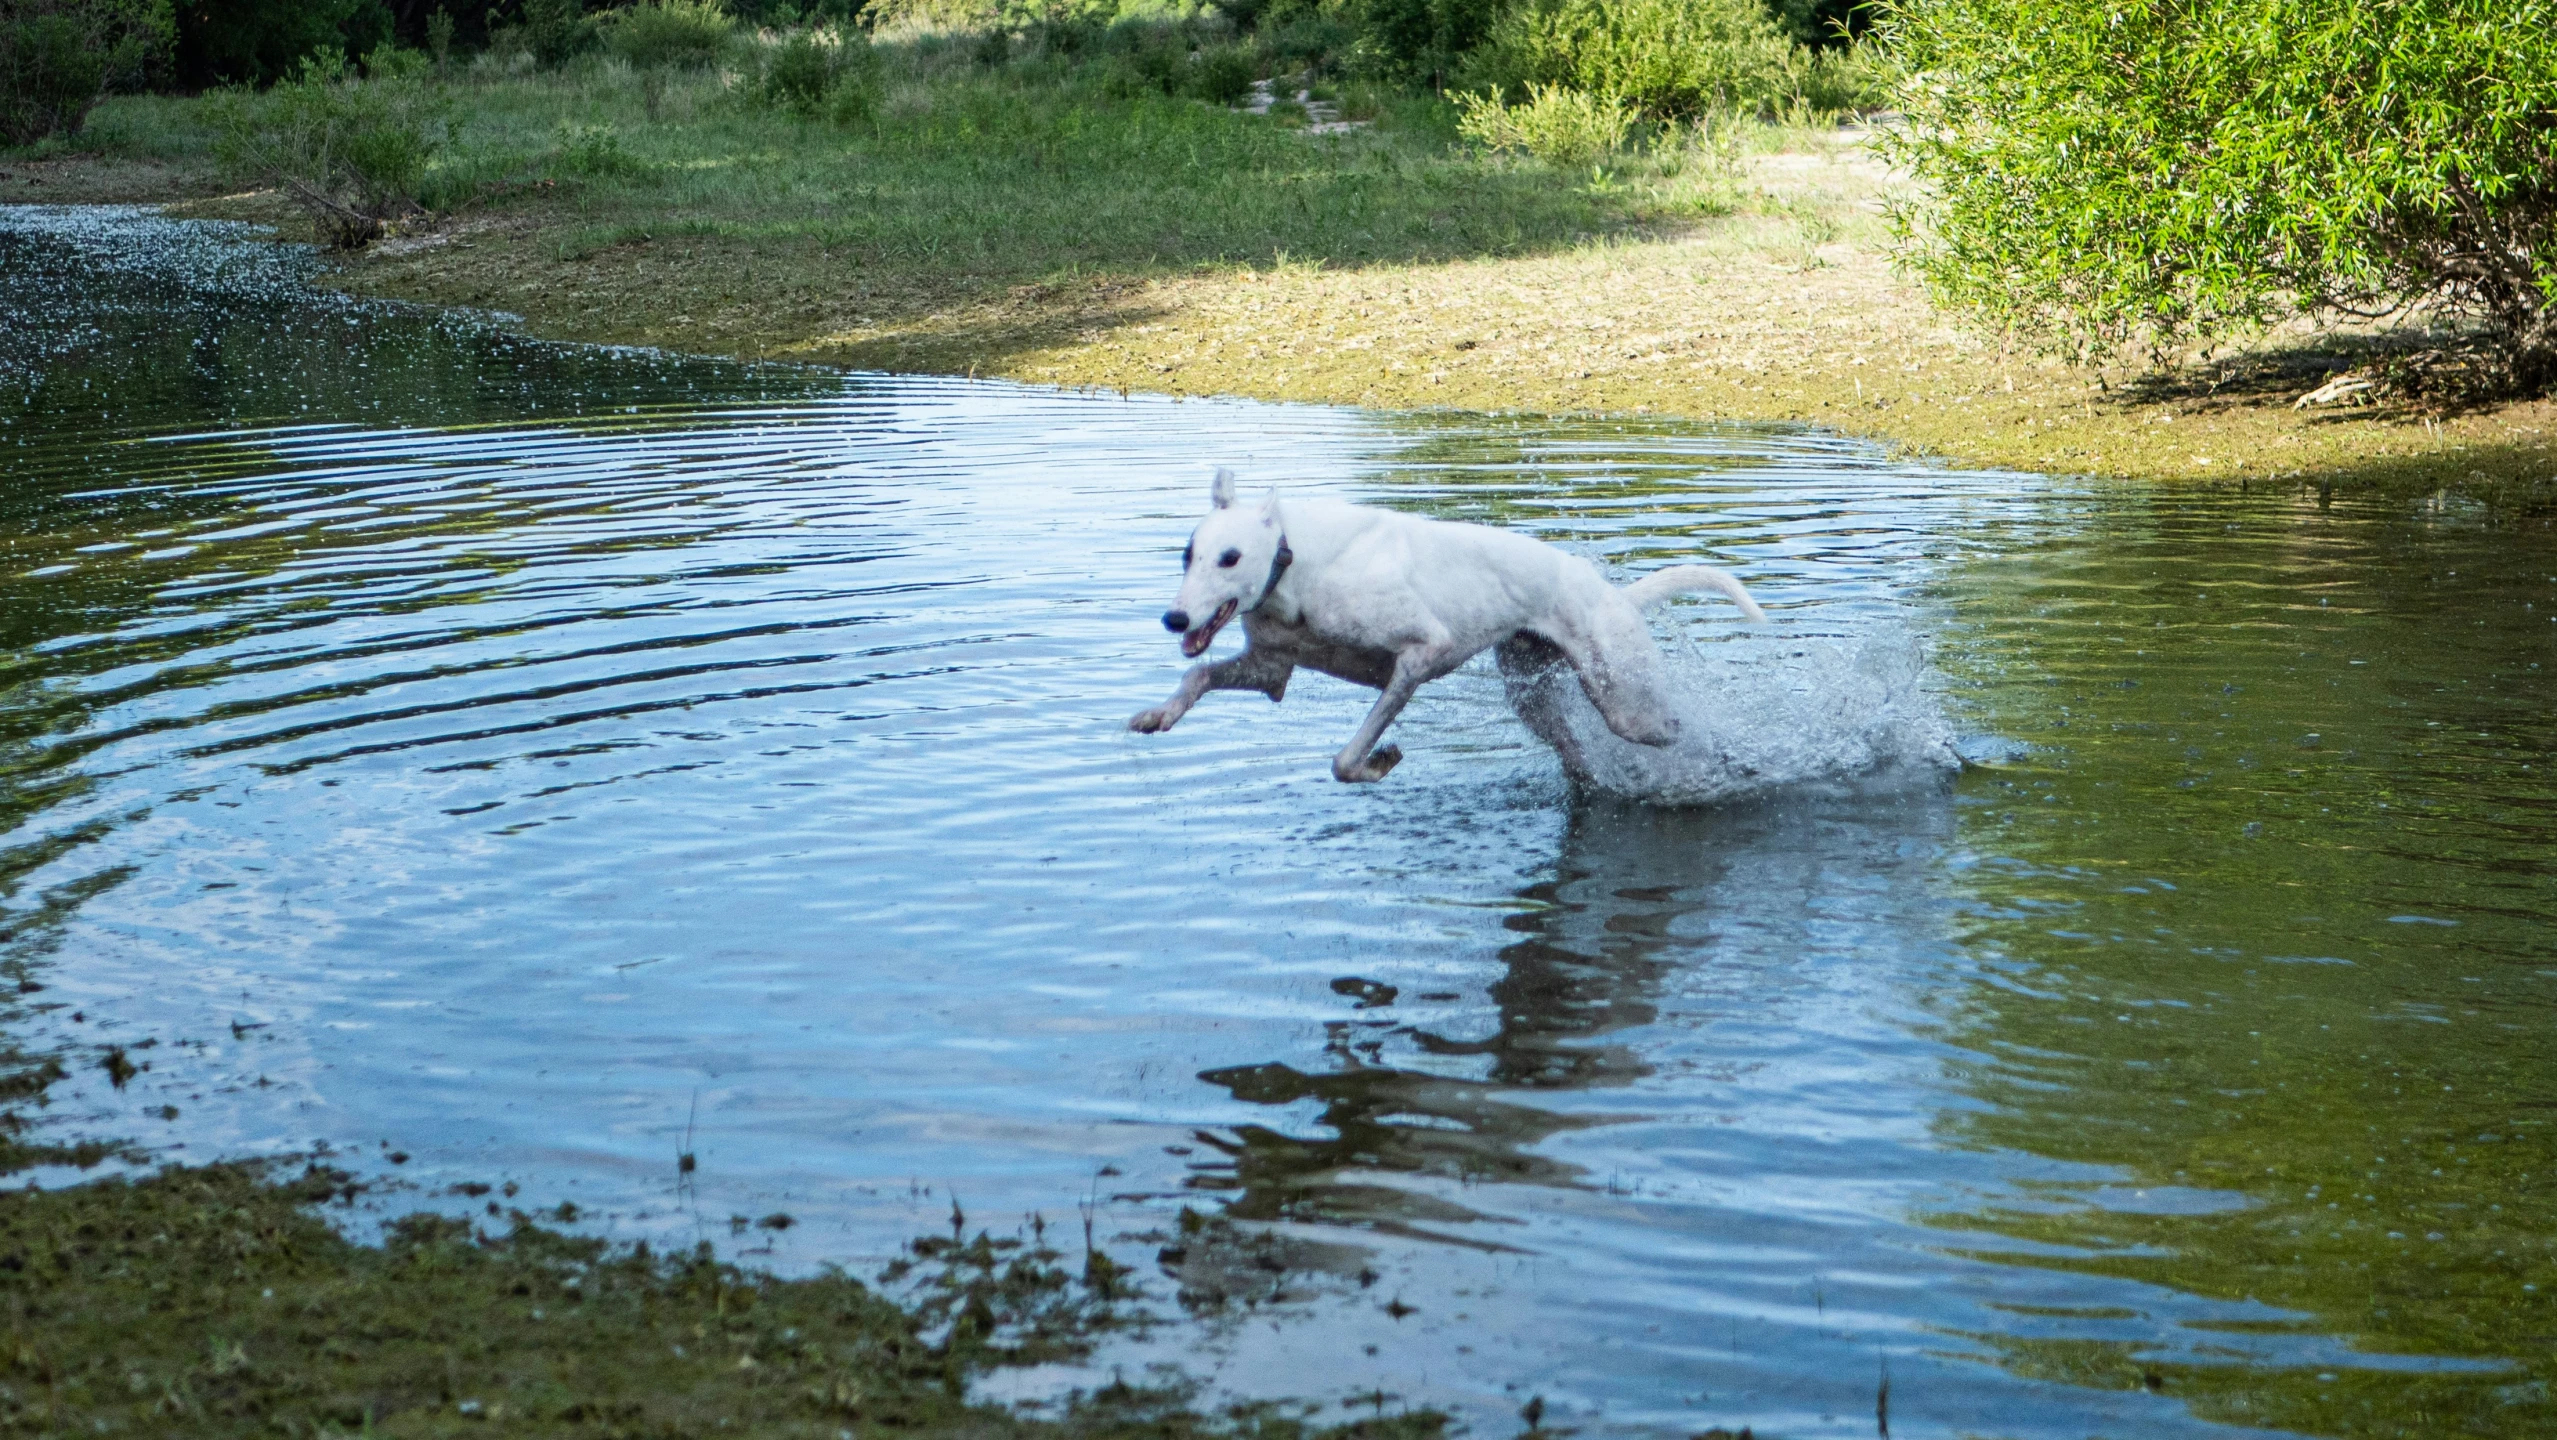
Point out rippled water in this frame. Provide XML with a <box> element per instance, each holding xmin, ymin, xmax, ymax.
<box><xmin>7</xmin><ymin>207</ymin><xmax>2557</xmax><ymax>1438</ymax></box>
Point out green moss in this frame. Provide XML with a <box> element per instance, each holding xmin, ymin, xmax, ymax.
<box><xmin>0</xmin><ymin>1150</ymin><xmax>1446</xmax><ymax>1438</ymax></box>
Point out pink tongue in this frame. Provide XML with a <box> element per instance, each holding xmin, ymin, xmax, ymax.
<box><xmin>1182</xmin><ymin>601</ymin><xmax>1234</xmax><ymax>656</ymax></box>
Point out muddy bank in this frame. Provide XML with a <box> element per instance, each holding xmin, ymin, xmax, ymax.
<box><xmin>315</xmin><ymin>132</ymin><xmax>2557</xmax><ymax>507</ymax></box>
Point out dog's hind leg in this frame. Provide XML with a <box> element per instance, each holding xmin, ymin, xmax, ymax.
<box><xmin>1540</xmin><ymin>612</ymin><xmax>1683</xmax><ymax>748</ymax></box>
<box><xmin>1497</xmin><ymin>634</ymin><xmax>1593</xmax><ymax>782</ymax></box>
<box><xmin>1129</xmin><ymin>648</ymin><xmax>1294</xmax><ymax>734</ymax></box>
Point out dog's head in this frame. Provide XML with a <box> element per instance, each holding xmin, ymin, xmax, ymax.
<box><xmin>1161</xmin><ymin>468</ymin><xmax>1286</xmax><ymax>658</ymax></box>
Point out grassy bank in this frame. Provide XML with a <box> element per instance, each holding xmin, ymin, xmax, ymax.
<box><xmin>20</xmin><ymin>33</ymin><xmax>2556</xmax><ymax>506</ymax></box>
<box><xmin>0</xmin><ymin>1053</ymin><xmax>1432</xmax><ymax>1438</ymax></box>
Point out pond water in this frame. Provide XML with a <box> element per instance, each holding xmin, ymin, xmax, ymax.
<box><xmin>5</xmin><ymin>206</ymin><xmax>2556</xmax><ymax>1439</ymax></box>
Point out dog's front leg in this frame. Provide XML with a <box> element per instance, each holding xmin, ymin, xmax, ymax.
<box><xmin>1129</xmin><ymin>648</ymin><xmax>1293</xmax><ymax>734</ymax></box>
<box><xmin>1329</xmin><ymin>648</ymin><xmax>1451</xmax><ymax>782</ymax></box>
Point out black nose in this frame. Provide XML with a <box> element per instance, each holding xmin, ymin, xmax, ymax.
<box><xmin>1163</xmin><ymin>609</ymin><xmax>1190</xmax><ymax>633</ymax></box>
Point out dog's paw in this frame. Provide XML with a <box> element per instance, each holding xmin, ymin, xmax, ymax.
<box><xmin>1129</xmin><ymin>707</ymin><xmax>1177</xmax><ymax>733</ymax></box>
<box><xmin>1333</xmin><ymin>744</ymin><xmax>1402</xmax><ymax>782</ymax></box>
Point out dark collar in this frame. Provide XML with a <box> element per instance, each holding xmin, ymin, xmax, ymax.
<box><xmin>1251</xmin><ymin>536</ymin><xmax>1293</xmax><ymax>613</ymax></box>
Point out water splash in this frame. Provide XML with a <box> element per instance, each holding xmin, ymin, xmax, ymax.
<box><xmin>1525</xmin><ymin>620</ymin><xmax>1962</xmax><ymax>806</ymax></box>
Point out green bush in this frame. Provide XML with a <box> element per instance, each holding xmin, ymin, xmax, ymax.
<box><xmin>1453</xmin><ymin>81</ymin><xmax>1631</xmax><ymax>168</ymax></box>
<box><xmin>1101</xmin><ymin>47</ymin><xmax>1172</xmax><ymax>95</ymax></box>
<box><xmin>1877</xmin><ymin>0</ymin><xmax>2557</xmax><ymax>391</ymax></box>
<box><xmin>1768</xmin><ymin>0</ymin><xmax>1869</xmax><ymax>49</ymax></box>
<box><xmin>762</xmin><ymin>28</ymin><xmax>832</xmax><ymax>105</ymax></box>
<box><xmin>1467</xmin><ymin>0</ymin><xmax>1799</xmax><ymax>118</ymax></box>
<box><xmin>207</xmin><ymin>52</ymin><xmax>454</xmax><ymax>247</ymax></box>
<box><xmin>1185</xmin><ymin>39</ymin><xmax>1256</xmax><ymax>104</ymax></box>
<box><xmin>753</xmin><ymin>26</ymin><xmax>879</xmax><ymax>121</ymax></box>
<box><xmin>0</xmin><ymin>0</ymin><xmax>171</xmax><ymax>146</ymax></box>
<box><xmin>1327</xmin><ymin>0</ymin><xmax>1503</xmax><ymax>85</ymax></box>
<box><xmin>597</xmin><ymin>0</ymin><xmax>734</xmax><ymax>70</ymax></box>
<box><xmin>552</xmin><ymin>119</ymin><xmax>653</xmax><ymax>178</ymax></box>
<box><xmin>1259</xmin><ymin>15</ymin><xmax>1352</xmax><ymax>76</ymax></box>
<box><xmin>424</xmin><ymin>6</ymin><xmax>454</xmax><ymax>72</ymax></box>
<box><xmin>521</xmin><ymin>0</ymin><xmax>592</xmax><ymax>67</ymax></box>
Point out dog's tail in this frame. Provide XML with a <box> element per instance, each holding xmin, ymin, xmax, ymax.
<box><xmin>1621</xmin><ymin>564</ymin><xmax>1768</xmax><ymax>623</ymax></box>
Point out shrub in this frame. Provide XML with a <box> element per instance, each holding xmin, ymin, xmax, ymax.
<box><xmin>1327</xmin><ymin>0</ymin><xmax>1503</xmax><ymax>85</ymax></box>
<box><xmin>552</xmin><ymin>119</ymin><xmax>654</xmax><ymax>177</ymax></box>
<box><xmin>1768</xmin><ymin>0</ymin><xmax>1869</xmax><ymax>49</ymax></box>
<box><xmin>1877</xmin><ymin>0</ymin><xmax>2557</xmax><ymax>392</ymax></box>
<box><xmin>597</xmin><ymin>0</ymin><xmax>733</xmax><ymax>70</ymax></box>
<box><xmin>751</xmin><ymin>27</ymin><xmax>879</xmax><ymax>122</ymax></box>
<box><xmin>1101</xmin><ymin>49</ymin><xmax>1172</xmax><ymax>96</ymax></box>
<box><xmin>1185</xmin><ymin>39</ymin><xmax>1255</xmax><ymax>104</ymax></box>
<box><xmin>1468</xmin><ymin>0</ymin><xmax>1799</xmax><ymax>118</ymax></box>
<box><xmin>0</xmin><ymin>0</ymin><xmax>171</xmax><ymax>146</ymax></box>
<box><xmin>424</xmin><ymin>6</ymin><xmax>453</xmax><ymax>72</ymax></box>
<box><xmin>1791</xmin><ymin>39</ymin><xmax>1877</xmax><ymax>114</ymax></box>
<box><xmin>207</xmin><ymin>52</ymin><xmax>454</xmax><ymax>247</ymax></box>
<box><xmin>762</xmin><ymin>28</ymin><xmax>832</xmax><ymax>106</ymax></box>
<box><xmin>1453</xmin><ymin>82</ymin><xmax>1631</xmax><ymax>168</ymax></box>
<box><xmin>521</xmin><ymin>0</ymin><xmax>592</xmax><ymax>67</ymax></box>
<box><xmin>1259</xmin><ymin>15</ymin><xmax>1352</xmax><ymax>76</ymax></box>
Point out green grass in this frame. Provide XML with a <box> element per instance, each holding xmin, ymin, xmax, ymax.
<box><xmin>72</xmin><ymin>33</ymin><xmax>1758</xmax><ymax>286</ymax></box>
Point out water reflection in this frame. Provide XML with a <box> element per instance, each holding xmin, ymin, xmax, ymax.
<box><xmin>1192</xmin><ymin>798</ymin><xmax>1694</xmax><ymax>1237</ymax></box>
<box><xmin>1929</xmin><ymin>489</ymin><xmax>2557</xmax><ymax>1433</ymax></box>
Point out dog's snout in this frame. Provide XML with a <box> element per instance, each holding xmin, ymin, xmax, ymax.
<box><xmin>1162</xmin><ymin>609</ymin><xmax>1190</xmax><ymax>633</ymax></box>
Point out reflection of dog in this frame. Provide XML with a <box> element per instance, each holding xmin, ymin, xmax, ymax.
<box><xmin>1130</xmin><ymin>469</ymin><xmax>1766</xmax><ymax>783</ymax></box>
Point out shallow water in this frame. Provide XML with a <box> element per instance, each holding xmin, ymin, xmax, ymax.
<box><xmin>6</xmin><ymin>206</ymin><xmax>2557</xmax><ymax>1438</ymax></box>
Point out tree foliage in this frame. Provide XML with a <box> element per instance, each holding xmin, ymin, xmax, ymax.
<box><xmin>1877</xmin><ymin>0</ymin><xmax>2557</xmax><ymax>392</ymax></box>
<box><xmin>171</xmin><ymin>0</ymin><xmax>397</xmax><ymax>86</ymax></box>
<box><xmin>0</xmin><ymin>0</ymin><xmax>172</xmax><ymax>144</ymax></box>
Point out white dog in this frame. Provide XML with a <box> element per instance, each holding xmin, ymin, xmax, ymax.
<box><xmin>1129</xmin><ymin>469</ymin><xmax>1766</xmax><ymax>782</ymax></box>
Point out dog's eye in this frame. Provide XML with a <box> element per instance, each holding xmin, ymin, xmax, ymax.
<box><xmin>1217</xmin><ymin>548</ymin><xmax>1243</xmax><ymax>568</ymax></box>
<box><xmin>1182</xmin><ymin>543</ymin><xmax>1193</xmax><ymax>569</ymax></box>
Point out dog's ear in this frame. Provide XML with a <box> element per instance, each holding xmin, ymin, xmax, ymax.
<box><xmin>1260</xmin><ymin>487</ymin><xmax>1282</xmax><ymax>525</ymax></box>
<box><xmin>1210</xmin><ymin>467</ymin><xmax>1236</xmax><ymax>509</ymax></box>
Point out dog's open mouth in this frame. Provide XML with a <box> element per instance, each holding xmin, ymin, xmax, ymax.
<box><xmin>1181</xmin><ymin>598</ymin><xmax>1239</xmax><ymax>658</ymax></box>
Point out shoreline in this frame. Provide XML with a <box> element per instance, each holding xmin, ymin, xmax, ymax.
<box><xmin>328</xmin><ymin>217</ymin><xmax>2557</xmax><ymax>508</ymax></box>
<box><xmin>14</xmin><ymin>142</ymin><xmax>2555</xmax><ymax>510</ymax></box>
